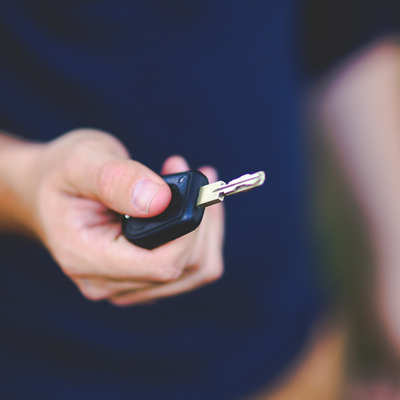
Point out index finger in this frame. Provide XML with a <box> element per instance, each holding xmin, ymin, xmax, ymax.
<box><xmin>74</xmin><ymin>222</ymin><xmax>195</xmax><ymax>283</ymax></box>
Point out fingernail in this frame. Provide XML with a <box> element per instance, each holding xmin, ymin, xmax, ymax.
<box><xmin>132</xmin><ymin>179</ymin><xmax>161</xmax><ymax>214</ymax></box>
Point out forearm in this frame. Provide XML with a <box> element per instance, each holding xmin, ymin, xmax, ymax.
<box><xmin>0</xmin><ymin>133</ymin><xmax>43</xmax><ymax>235</ymax></box>
<box><xmin>314</xmin><ymin>38</ymin><xmax>400</xmax><ymax>351</ymax></box>
<box><xmin>314</xmin><ymin>38</ymin><xmax>400</xmax><ymax>257</ymax></box>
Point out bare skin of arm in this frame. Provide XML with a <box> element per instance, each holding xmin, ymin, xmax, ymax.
<box><xmin>315</xmin><ymin>38</ymin><xmax>400</xmax><ymax>355</ymax></box>
<box><xmin>0</xmin><ymin>130</ymin><xmax>224</xmax><ymax>306</ymax></box>
<box><xmin>0</xmin><ymin>135</ymin><xmax>43</xmax><ymax>234</ymax></box>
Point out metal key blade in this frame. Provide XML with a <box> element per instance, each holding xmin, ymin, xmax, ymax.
<box><xmin>216</xmin><ymin>171</ymin><xmax>265</xmax><ymax>197</ymax></box>
<box><xmin>196</xmin><ymin>171</ymin><xmax>265</xmax><ymax>207</ymax></box>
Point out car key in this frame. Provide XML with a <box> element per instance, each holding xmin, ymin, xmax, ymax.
<box><xmin>122</xmin><ymin>170</ymin><xmax>265</xmax><ymax>249</ymax></box>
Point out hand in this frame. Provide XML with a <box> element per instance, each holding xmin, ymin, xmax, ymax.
<box><xmin>14</xmin><ymin>129</ymin><xmax>224</xmax><ymax>306</ymax></box>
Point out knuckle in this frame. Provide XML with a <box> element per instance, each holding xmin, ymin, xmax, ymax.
<box><xmin>66</xmin><ymin>142</ymin><xmax>86</xmax><ymax>166</ymax></box>
<box><xmin>54</xmin><ymin>254</ymin><xmax>79</xmax><ymax>277</ymax></box>
<box><xmin>97</xmin><ymin>160</ymin><xmax>121</xmax><ymax>200</ymax></box>
<box><xmin>109</xmin><ymin>299</ymin><xmax>124</xmax><ymax>307</ymax></box>
<box><xmin>59</xmin><ymin>262</ymin><xmax>77</xmax><ymax>276</ymax></box>
<box><xmin>66</xmin><ymin>129</ymin><xmax>128</xmax><ymax>160</ymax></box>
<box><xmin>80</xmin><ymin>129</ymin><xmax>128</xmax><ymax>157</ymax></box>
<box><xmin>101</xmin><ymin>136</ymin><xmax>129</xmax><ymax>158</ymax></box>
<box><xmin>203</xmin><ymin>263</ymin><xmax>224</xmax><ymax>284</ymax></box>
<box><xmin>152</xmin><ymin>265</ymin><xmax>181</xmax><ymax>282</ymax></box>
<box><xmin>51</xmin><ymin>245</ymin><xmax>90</xmax><ymax>277</ymax></box>
<box><xmin>74</xmin><ymin>278</ymin><xmax>111</xmax><ymax>302</ymax></box>
<box><xmin>81</xmin><ymin>286</ymin><xmax>110</xmax><ymax>302</ymax></box>
<box><xmin>109</xmin><ymin>299</ymin><xmax>132</xmax><ymax>307</ymax></box>
<box><xmin>67</xmin><ymin>128</ymin><xmax>112</xmax><ymax>145</ymax></box>
<box><xmin>84</xmin><ymin>293</ymin><xmax>104</xmax><ymax>302</ymax></box>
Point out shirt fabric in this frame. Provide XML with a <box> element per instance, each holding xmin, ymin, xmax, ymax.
<box><xmin>0</xmin><ymin>1</ymin><xmax>397</xmax><ymax>399</ymax></box>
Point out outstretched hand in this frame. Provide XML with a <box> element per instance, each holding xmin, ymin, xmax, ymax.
<box><xmin>12</xmin><ymin>129</ymin><xmax>224</xmax><ymax>306</ymax></box>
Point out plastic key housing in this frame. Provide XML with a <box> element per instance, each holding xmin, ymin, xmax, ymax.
<box><xmin>122</xmin><ymin>170</ymin><xmax>209</xmax><ymax>249</ymax></box>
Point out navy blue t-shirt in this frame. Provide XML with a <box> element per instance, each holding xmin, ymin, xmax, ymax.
<box><xmin>0</xmin><ymin>2</ymin><xmax>397</xmax><ymax>399</ymax></box>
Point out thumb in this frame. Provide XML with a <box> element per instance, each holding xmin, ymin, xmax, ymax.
<box><xmin>59</xmin><ymin>131</ymin><xmax>171</xmax><ymax>217</ymax></box>
<box><xmin>67</xmin><ymin>150</ymin><xmax>171</xmax><ymax>217</ymax></box>
<box><xmin>95</xmin><ymin>159</ymin><xmax>171</xmax><ymax>217</ymax></box>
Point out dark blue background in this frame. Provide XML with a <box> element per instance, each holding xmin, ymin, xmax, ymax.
<box><xmin>0</xmin><ymin>1</ymin><xmax>397</xmax><ymax>398</ymax></box>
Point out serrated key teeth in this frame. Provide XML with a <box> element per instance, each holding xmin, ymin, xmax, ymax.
<box><xmin>255</xmin><ymin>171</ymin><xmax>265</xmax><ymax>185</ymax></box>
<box><xmin>196</xmin><ymin>170</ymin><xmax>266</xmax><ymax>208</ymax></box>
<box><xmin>216</xmin><ymin>171</ymin><xmax>266</xmax><ymax>196</ymax></box>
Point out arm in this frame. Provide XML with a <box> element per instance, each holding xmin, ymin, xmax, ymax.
<box><xmin>0</xmin><ymin>129</ymin><xmax>224</xmax><ymax>306</ymax></box>
<box><xmin>0</xmin><ymin>134</ymin><xmax>42</xmax><ymax>234</ymax></box>
<box><xmin>313</xmin><ymin>38</ymin><xmax>400</xmax><ymax>351</ymax></box>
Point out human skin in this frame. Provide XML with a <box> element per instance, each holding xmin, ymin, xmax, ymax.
<box><xmin>0</xmin><ymin>129</ymin><xmax>224</xmax><ymax>306</ymax></box>
<box><xmin>315</xmin><ymin>38</ymin><xmax>400</xmax><ymax>358</ymax></box>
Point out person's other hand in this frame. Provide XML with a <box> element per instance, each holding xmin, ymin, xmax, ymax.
<box><xmin>17</xmin><ymin>129</ymin><xmax>224</xmax><ymax>306</ymax></box>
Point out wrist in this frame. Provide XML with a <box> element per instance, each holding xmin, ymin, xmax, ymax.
<box><xmin>0</xmin><ymin>136</ymin><xmax>46</xmax><ymax>236</ymax></box>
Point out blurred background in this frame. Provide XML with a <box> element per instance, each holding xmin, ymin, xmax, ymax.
<box><xmin>312</xmin><ymin>107</ymin><xmax>400</xmax><ymax>395</ymax></box>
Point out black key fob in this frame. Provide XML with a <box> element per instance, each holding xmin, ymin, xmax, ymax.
<box><xmin>122</xmin><ymin>170</ymin><xmax>209</xmax><ymax>249</ymax></box>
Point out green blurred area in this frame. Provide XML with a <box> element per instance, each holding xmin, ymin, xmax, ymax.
<box><xmin>312</xmin><ymin>135</ymin><xmax>400</xmax><ymax>379</ymax></box>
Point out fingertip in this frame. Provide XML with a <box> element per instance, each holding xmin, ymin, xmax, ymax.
<box><xmin>147</xmin><ymin>181</ymin><xmax>172</xmax><ymax>216</ymax></box>
<box><xmin>162</xmin><ymin>155</ymin><xmax>189</xmax><ymax>175</ymax></box>
<box><xmin>198</xmin><ymin>166</ymin><xmax>218</xmax><ymax>183</ymax></box>
<box><xmin>130</xmin><ymin>177</ymin><xmax>172</xmax><ymax>217</ymax></box>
